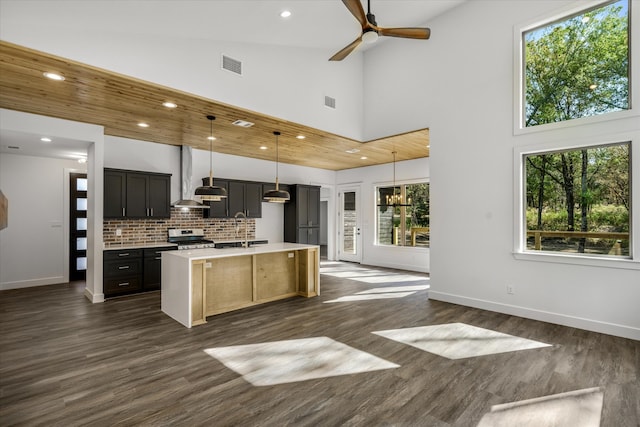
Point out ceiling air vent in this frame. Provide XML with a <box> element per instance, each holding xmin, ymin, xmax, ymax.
<box><xmin>222</xmin><ymin>55</ymin><xmax>242</xmax><ymax>75</ymax></box>
<box><xmin>324</xmin><ymin>95</ymin><xmax>336</xmax><ymax>109</ymax></box>
<box><xmin>232</xmin><ymin>120</ymin><xmax>255</xmax><ymax>128</ymax></box>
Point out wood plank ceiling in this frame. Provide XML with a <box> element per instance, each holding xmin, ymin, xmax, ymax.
<box><xmin>0</xmin><ymin>41</ymin><xmax>429</xmax><ymax>171</ymax></box>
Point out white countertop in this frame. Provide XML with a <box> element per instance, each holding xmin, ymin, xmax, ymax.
<box><xmin>215</xmin><ymin>237</ymin><xmax>268</xmax><ymax>244</ymax></box>
<box><xmin>163</xmin><ymin>242</ymin><xmax>319</xmax><ymax>260</ymax></box>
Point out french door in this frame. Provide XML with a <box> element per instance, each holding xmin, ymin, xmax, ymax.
<box><xmin>338</xmin><ymin>186</ymin><xmax>362</xmax><ymax>263</ymax></box>
<box><xmin>69</xmin><ymin>173</ymin><xmax>87</xmax><ymax>281</ymax></box>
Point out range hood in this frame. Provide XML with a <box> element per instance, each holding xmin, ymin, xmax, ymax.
<box><xmin>171</xmin><ymin>145</ymin><xmax>210</xmax><ymax>209</ymax></box>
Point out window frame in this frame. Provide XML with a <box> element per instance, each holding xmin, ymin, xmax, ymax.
<box><xmin>374</xmin><ymin>180</ymin><xmax>430</xmax><ymax>249</ymax></box>
<box><xmin>513</xmin><ymin>0</ymin><xmax>638</xmax><ymax>135</ymax></box>
<box><xmin>513</xmin><ymin>133</ymin><xmax>639</xmax><ymax>270</ymax></box>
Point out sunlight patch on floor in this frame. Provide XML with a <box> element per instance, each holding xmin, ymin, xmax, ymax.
<box><xmin>373</xmin><ymin>323</ymin><xmax>551</xmax><ymax>360</ymax></box>
<box><xmin>323</xmin><ymin>284</ymin><xmax>429</xmax><ymax>303</ymax></box>
<box><xmin>477</xmin><ymin>387</ymin><xmax>603</xmax><ymax>427</ymax></box>
<box><xmin>204</xmin><ymin>336</ymin><xmax>399</xmax><ymax>386</ymax></box>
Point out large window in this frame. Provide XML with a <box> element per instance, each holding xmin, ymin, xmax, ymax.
<box><xmin>376</xmin><ymin>183</ymin><xmax>429</xmax><ymax>247</ymax></box>
<box><xmin>524</xmin><ymin>142</ymin><xmax>630</xmax><ymax>257</ymax></box>
<box><xmin>523</xmin><ymin>0</ymin><xmax>629</xmax><ymax>127</ymax></box>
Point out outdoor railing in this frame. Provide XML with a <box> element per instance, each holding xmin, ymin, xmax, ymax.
<box><xmin>526</xmin><ymin>230</ymin><xmax>629</xmax><ymax>254</ymax></box>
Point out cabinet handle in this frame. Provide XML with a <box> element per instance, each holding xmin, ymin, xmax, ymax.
<box><xmin>118</xmin><ymin>282</ymin><xmax>130</xmax><ymax>287</ymax></box>
<box><xmin>150</xmin><ymin>208</ymin><xmax>154</xmax><ymax>216</ymax></box>
<box><xmin>118</xmin><ymin>253</ymin><xmax>129</xmax><ymax>257</ymax></box>
<box><xmin>155</xmin><ymin>257</ymin><xmax>162</xmax><ymax>260</ymax></box>
<box><xmin>118</xmin><ymin>266</ymin><xmax>130</xmax><ymax>270</ymax></box>
<box><xmin>122</xmin><ymin>208</ymin><xmax>125</xmax><ymax>217</ymax></box>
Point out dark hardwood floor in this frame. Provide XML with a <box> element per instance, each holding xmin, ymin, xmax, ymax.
<box><xmin>1</xmin><ymin>263</ymin><xmax>638</xmax><ymax>426</ymax></box>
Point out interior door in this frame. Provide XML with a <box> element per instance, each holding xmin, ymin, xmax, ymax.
<box><xmin>70</xmin><ymin>173</ymin><xmax>87</xmax><ymax>281</ymax></box>
<box><xmin>338</xmin><ymin>187</ymin><xmax>362</xmax><ymax>263</ymax></box>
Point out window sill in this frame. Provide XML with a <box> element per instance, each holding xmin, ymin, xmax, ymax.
<box><xmin>513</xmin><ymin>251</ymin><xmax>639</xmax><ymax>270</ymax></box>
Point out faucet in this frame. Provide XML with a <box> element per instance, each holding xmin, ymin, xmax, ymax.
<box><xmin>234</xmin><ymin>211</ymin><xmax>249</xmax><ymax>248</ymax></box>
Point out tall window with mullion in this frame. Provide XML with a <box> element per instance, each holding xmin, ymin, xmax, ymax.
<box><xmin>524</xmin><ymin>142</ymin><xmax>630</xmax><ymax>256</ymax></box>
<box><xmin>523</xmin><ymin>0</ymin><xmax>629</xmax><ymax>127</ymax></box>
<box><xmin>376</xmin><ymin>183</ymin><xmax>430</xmax><ymax>247</ymax></box>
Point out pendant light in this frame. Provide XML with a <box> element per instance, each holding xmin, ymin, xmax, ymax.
<box><xmin>263</xmin><ymin>131</ymin><xmax>290</xmax><ymax>203</ymax></box>
<box><xmin>195</xmin><ymin>115</ymin><xmax>227</xmax><ymax>202</ymax></box>
<box><xmin>377</xmin><ymin>151</ymin><xmax>411</xmax><ymax>207</ymax></box>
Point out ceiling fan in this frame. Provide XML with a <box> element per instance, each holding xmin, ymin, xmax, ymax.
<box><xmin>329</xmin><ymin>0</ymin><xmax>431</xmax><ymax>61</ymax></box>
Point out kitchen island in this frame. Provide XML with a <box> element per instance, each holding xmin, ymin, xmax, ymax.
<box><xmin>161</xmin><ymin>243</ymin><xmax>320</xmax><ymax>328</ymax></box>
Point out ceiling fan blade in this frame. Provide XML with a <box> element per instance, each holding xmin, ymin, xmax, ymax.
<box><xmin>329</xmin><ymin>37</ymin><xmax>363</xmax><ymax>61</ymax></box>
<box><xmin>342</xmin><ymin>0</ymin><xmax>368</xmax><ymax>29</ymax></box>
<box><xmin>378</xmin><ymin>27</ymin><xmax>431</xmax><ymax>39</ymax></box>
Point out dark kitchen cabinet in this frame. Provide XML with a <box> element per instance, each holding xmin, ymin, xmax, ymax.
<box><xmin>142</xmin><ymin>246</ymin><xmax>175</xmax><ymax>291</ymax></box>
<box><xmin>202</xmin><ymin>178</ymin><xmax>229</xmax><ymax>218</ymax></box>
<box><xmin>104</xmin><ymin>168</ymin><xmax>171</xmax><ymax>219</ymax></box>
<box><xmin>103</xmin><ymin>249</ymin><xmax>143</xmax><ymax>297</ymax></box>
<box><xmin>202</xmin><ymin>178</ymin><xmax>262</xmax><ymax>218</ymax></box>
<box><xmin>104</xmin><ymin>246</ymin><xmax>176</xmax><ymax>297</ymax></box>
<box><xmin>284</xmin><ymin>184</ymin><xmax>321</xmax><ymax>245</ymax></box>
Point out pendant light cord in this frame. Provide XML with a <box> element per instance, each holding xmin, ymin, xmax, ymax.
<box><xmin>274</xmin><ymin>131</ymin><xmax>281</xmax><ymax>190</ymax></box>
<box><xmin>207</xmin><ymin>115</ymin><xmax>215</xmax><ymax>187</ymax></box>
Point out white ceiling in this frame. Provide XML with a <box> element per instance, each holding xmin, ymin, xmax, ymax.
<box><xmin>0</xmin><ymin>0</ymin><xmax>465</xmax><ymax>160</ymax></box>
<box><xmin>0</xmin><ymin>129</ymin><xmax>91</xmax><ymax>161</ymax></box>
<box><xmin>1</xmin><ymin>0</ymin><xmax>465</xmax><ymax>56</ymax></box>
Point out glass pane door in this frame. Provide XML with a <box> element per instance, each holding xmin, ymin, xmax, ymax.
<box><xmin>70</xmin><ymin>173</ymin><xmax>87</xmax><ymax>281</ymax></box>
<box><xmin>339</xmin><ymin>187</ymin><xmax>361</xmax><ymax>263</ymax></box>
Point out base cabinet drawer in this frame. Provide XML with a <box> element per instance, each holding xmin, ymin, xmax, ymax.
<box><xmin>104</xmin><ymin>259</ymin><xmax>142</xmax><ymax>277</ymax></box>
<box><xmin>104</xmin><ymin>276</ymin><xmax>142</xmax><ymax>296</ymax></box>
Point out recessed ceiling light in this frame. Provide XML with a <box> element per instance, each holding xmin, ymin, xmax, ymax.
<box><xmin>360</xmin><ymin>156</ymin><xmax>368</xmax><ymax>160</ymax></box>
<box><xmin>296</xmin><ymin>135</ymin><xmax>305</xmax><ymax>140</ymax></box>
<box><xmin>162</xmin><ymin>101</ymin><xmax>177</xmax><ymax>108</ymax></box>
<box><xmin>260</xmin><ymin>146</ymin><xmax>268</xmax><ymax>150</ymax></box>
<box><xmin>77</xmin><ymin>158</ymin><xmax>87</xmax><ymax>164</ymax></box>
<box><xmin>280</xmin><ymin>10</ymin><xmax>291</xmax><ymax>18</ymax></box>
<box><xmin>345</xmin><ymin>148</ymin><xmax>360</xmax><ymax>154</ymax></box>
<box><xmin>138</xmin><ymin>122</ymin><xmax>149</xmax><ymax>128</ymax></box>
<box><xmin>43</xmin><ymin>72</ymin><xmax>65</xmax><ymax>81</ymax></box>
<box><xmin>40</xmin><ymin>137</ymin><xmax>52</xmax><ymax>142</ymax></box>
<box><xmin>207</xmin><ymin>136</ymin><xmax>217</xmax><ymax>141</ymax></box>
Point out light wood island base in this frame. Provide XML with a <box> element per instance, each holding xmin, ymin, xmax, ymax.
<box><xmin>162</xmin><ymin>243</ymin><xmax>319</xmax><ymax>328</ymax></box>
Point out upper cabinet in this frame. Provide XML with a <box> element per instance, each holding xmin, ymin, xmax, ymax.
<box><xmin>202</xmin><ymin>178</ymin><xmax>230</xmax><ymax>218</ymax></box>
<box><xmin>202</xmin><ymin>178</ymin><xmax>263</xmax><ymax>218</ymax></box>
<box><xmin>104</xmin><ymin>168</ymin><xmax>171</xmax><ymax>219</ymax></box>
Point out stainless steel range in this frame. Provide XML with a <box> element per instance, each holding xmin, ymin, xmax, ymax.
<box><xmin>167</xmin><ymin>228</ymin><xmax>216</xmax><ymax>250</ymax></box>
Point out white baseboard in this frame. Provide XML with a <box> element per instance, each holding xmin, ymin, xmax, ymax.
<box><xmin>428</xmin><ymin>291</ymin><xmax>640</xmax><ymax>341</ymax></box>
<box><xmin>1</xmin><ymin>276</ymin><xmax>65</xmax><ymax>290</ymax></box>
<box><xmin>362</xmin><ymin>259</ymin><xmax>429</xmax><ymax>273</ymax></box>
<box><xmin>84</xmin><ymin>287</ymin><xmax>105</xmax><ymax>303</ymax></box>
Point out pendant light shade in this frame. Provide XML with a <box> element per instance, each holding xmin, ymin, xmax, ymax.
<box><xmin>263</xmin><ymin>131</ymin><xmax>290</xmax><ymax>203</ymax></box>
<box><xmin>195</xmin><ymin>115</ymin><xmax>227</xmax><ymax>202</ymax></box>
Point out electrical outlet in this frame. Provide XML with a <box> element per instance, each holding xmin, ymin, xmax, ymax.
<box><xmin>115</xmin><ymin>228</ymin><xmax>122</xmax><ymax>236</ymax></box>
<box><xmin>205</xmin><ymin>262</ymin><xmax>212</xmax><ymax>268</ymax></box>
<box><xmin>507</xmin><ymin>284</ymin><xmax>515</xmax><ymax>295</ymax></box>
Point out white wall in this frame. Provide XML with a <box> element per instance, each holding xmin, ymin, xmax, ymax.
<box><xmin>0</xmin><ymin>7</ymin><xmax>364</xmax><ymax>141</ymax></box>
<box><xmin>337</xmin><ymin>157</ymin><xmax>429</xmax><ymax>272</ymax></box>
<box><xmin>0</xmin><ymin>154</ymin><xmax>82</xmax><ymax>289</ymax></box>
<box><xmin>363</xmin><ymin>0</ymin><xmax>640</xmax><ymax>339</ymax></box>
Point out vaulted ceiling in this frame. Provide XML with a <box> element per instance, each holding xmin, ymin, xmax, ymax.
<box><xmin>0</xmin><ymin>1</ymin><xmax>465</xmax><ymax>170</ymax></box>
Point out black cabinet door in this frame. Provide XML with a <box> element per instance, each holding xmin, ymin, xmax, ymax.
<box><xmin>126</xmin><ymin>172</ymin><xmax>149</xmax><ymax>218</ymax></box>
<box><xmin>297</xmin><ymin>186</ymin><xmax>310</xmax><ymax>227</ymax></box>
<box><xmin>203</xmin><ymin>178</ymin><xmax>229</xmax><ymax>218</ymax></box>
<box><xmin>228</xmin><ymin>181</ymin><xmax>245</xmax><ymax>217</ymax></box>
<box><xmin>148</xmin><ymin>174</ymin><xmax>171</xmax><ymax>218</ymax></box>
<box><xmin>104</xmin><ymin>170</ymin><xmax>127</xmax><ymax>218</ymax></box>
<box><xmin>143</xmin><ymin>257</ymin><xmax>161</xmax><ymax>291</ymax></box>
<box><xmin>245</xmin><ymin>182</ymin><xmax>262</xmax><ymax>218</ymax></box>
<box><xmin>308</xmin><ymin>186</ymin><xmax>320</xmax><ymax>227</ymax></box>
<box><xmin>296</xmin><ymin>227</ymin><xmax>319</xmax><ymax>244</ymax></box>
